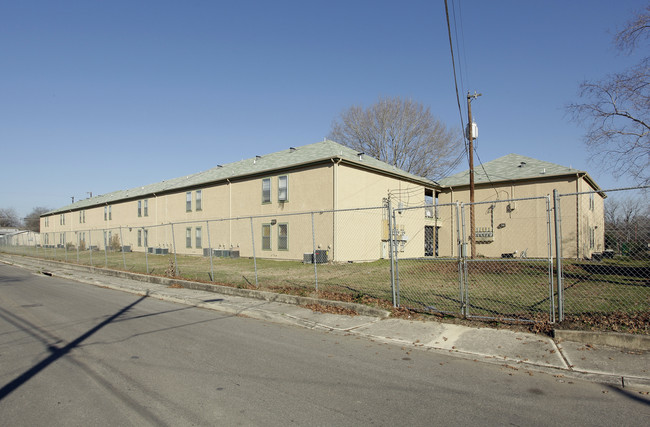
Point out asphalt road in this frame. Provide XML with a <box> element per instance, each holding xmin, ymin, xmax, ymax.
<box><xmin>0</xmin><ymin>263</ymin><xmax>648</xmax><ymax>426</ymax></box>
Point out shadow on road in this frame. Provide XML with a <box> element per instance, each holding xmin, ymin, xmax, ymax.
<box><xmin>0</xmin><ymin>293</ymin><xmax>149</xmax><ymax>401</ymax></box>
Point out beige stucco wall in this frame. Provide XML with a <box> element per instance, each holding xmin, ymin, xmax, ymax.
<box><xmin>436</xmin><ymin>175</ymin><xmax>605</xmax><ymax>259</ymax></box>
<box><xmin>334</xmin><ymin>163</ymin><xmax>430</xmax><ymax>261</ymax></box>
<box><xmin>39</xmin><ymin>161</ymin><xmax>438</xmax><ymax>262</ymax></box>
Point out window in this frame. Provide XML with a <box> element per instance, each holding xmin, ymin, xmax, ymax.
<box><xmin>109</xmin><ymin>206</ymin><xmax>112</xmax><ymax>220</ymax></box>
<box><xmin>262</xmin><ymin>178</ymin><xmax>271</xmax><ymax>203</ymax></box>
<box><xmin>278</xmin><ymin>223</ymin><xmax>288</xmax><ymax>250</ymax></box>
<box><xmin>589</xmin><ymin>193</ymin><xmax>595</xmax><ymax>211</ymax></box>
<box><xmin>196</xmin><ymin>190</ymin><xmax>202</xmax><ymax>211</ymax></box>
<box><xmin>195</xmin><ymin>227</ymin><xmax>202</xmax><ymax>248</ymax></box>
<box><xmin>143</xmin><ymin>199</ymin><xmax>148</xmax><ymax>217</ymax></box>
<box><xmin>60</xmin><ymin>214</ymin><xmax>65</xmax><ymax>225</ymax></box>
<box><xmin>138</xmin><ymin>201</ymin><xmax>142</xmax><ymax>217</ymax></box>
<box><xmin>143</xmin><ymin>229</ymin><xmax>148</xmax><ymax>247</ymax></box>
<box><xmin>186</xmin><ymin>227</ymin><xmax>192</xmax><ymax>248</ymax></box>
<box><xmin>278</xmin><ymin>175</ymin><xmax>288</xmax><ymax>202</ymax></box>
<box><xmin>45</xmin><ymin>217</ymin><xmax>49</xmax><ymax>227</ymax></box>
<box><xmin>137</xmin><ymin>230</ymin><xmax>142</xmax><ymax>247</ymax></box>
<box><xmin>80</xmin><ymin>211</ymin><xmax>83</xmax><ymax>223</ymax></box>
<box><xmin>262</xmin><ymin>224</ymin><xmax>271</xmax><ymax>250</ymax></box>
<box><xmin>82</xmin><ymin>210</ymin><xmax>85</xmax><ymax>223</ymax></box>
<box><xmin>104</xmin><ymin>206</ymin><xmax>107</xmax><ymax>221</ymax></box>
<box><xmin>589</xmin><ymin>227</ymin><xmax>595</xmax><ymax>249</ymax></box>
<box><xmin>186</xmin><ymin>192</ymin><xmax>192</xmax><ymax>212</ymax></box>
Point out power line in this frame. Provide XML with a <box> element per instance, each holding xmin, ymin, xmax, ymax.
<box><xmin>473</xmin><ymin>142</ymin><xmax>500</xmax><ymax>199</ymax></box>
<box><xmin>443</xmin><ymin>0</ymin><xmax>468</xmax><ymax>159</ymax></box>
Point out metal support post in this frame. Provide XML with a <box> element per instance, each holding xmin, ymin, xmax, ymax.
<box><xmin>545</xmin><ymin>196</ymin><xmax>555</xmax><ymax>323</ymax></box>
<box><xmin>89</xmin><ymin>232</ymin><xmax>93</xmax><ymax>266</ymax></box>
<box><xmin>553</xmin><ymin>190</ymin><xmax>564</xmax><ymax>322</ymax></box>
<box><xmin>388</xmin><ymin>199</ymin><xmax>396</xmax><ymax>307</ymax></box>
<box><xmin>171</xmin><ymin>223</ymin><xmax>178</xmax><ymax>276</ymax></box>
<box><xmin>392</xmin><ymin>205</ymin><xmax>401</xmax><ymax>307</ymax></box>
<box><xmin>120</xmin><ymin>226</ymin><xmax>126</xmax><ymax>270</ymax></box>
<box><xmin>250</xmin><ymin>217</ymin><xmax>258</xmax><ymax>287</ymax></box>
<box><xmin>144</xmin><ymin>228</ymin><xmax>149</xmax><ymax>274</ymax></box>
<box><xmin>103</xmin><ymin>229</ymin><xmax>108</xmax><ymax>268</ymax></box>
<box><xmin>206</xmin><ymin>221</ymin><xmax>214</xmax><ymax>281</ymax></box>
<box><xmin>311</xmin><ymin>212</ymin><xmax>318</xmax><ymax>292</ymax></box>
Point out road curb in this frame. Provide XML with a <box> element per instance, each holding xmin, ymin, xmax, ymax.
<box><xmin>554</xmin><ymin>329</ymin><xmax>650</xmax><ymax>351</ymax></box>
<box><xmin>0</xmin><ymin>255</ymin><xmax>390</xmax><ymax>319</ymax></box>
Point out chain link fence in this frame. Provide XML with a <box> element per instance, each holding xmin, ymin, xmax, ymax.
<box><xmin>395</xmin><ymin>197</ymin><xmax>555</xmax><ymax>322</ymax></box>
<box><xmin>1</xmin><ymin>186</ymin><xmax>648</xmax><ymax>325</ymax></box>
<box><xmin>556</xmin><ymin>187</ymin><xmax>649</xmax><ymax>320</ymax></box>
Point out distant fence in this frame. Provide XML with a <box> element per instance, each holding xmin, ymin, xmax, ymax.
<box><xmin>1</xmin><ymin>186</ymin><xmax>648</xmax><ymax>324</ymax></box>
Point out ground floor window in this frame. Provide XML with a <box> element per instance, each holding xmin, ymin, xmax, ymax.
<box><xmin>278</xmin><ymin>223</ymin><xmax>288</xmax><ymax>250</ymax></box>
<box><xmin>186</xmin><ymin>227</ymin><xmax>192</xmax><ymax>248</ymax></box>
<box><xmin>195</xmin><ymin>227</ymin><xmax>202</xmax><ymax>248</ymax></box>
<box><xmin>262</xmin><ymin>224</ymin><xmax>271</xmax><ymax>250</ymax></box>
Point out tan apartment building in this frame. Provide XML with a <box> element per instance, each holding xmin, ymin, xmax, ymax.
<box><xmin>436</xmin><ymin>154</ymin><xmax>605</xmax><ymax>259</ymax></box>
<box><xmin>40</xmin><ymin>140</ymin><xmax>439</xmax><ymax>262</ymax></box>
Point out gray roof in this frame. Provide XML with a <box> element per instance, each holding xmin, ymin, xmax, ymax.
<box><xmin>45</xmin><ymin>140</ymin><xmax>437</xmax><ymax>216</ymax></box>
<box><xmin>438</xmin><ymin>153</ymin><xmax>601</xmax><ymax>189</ymax></box>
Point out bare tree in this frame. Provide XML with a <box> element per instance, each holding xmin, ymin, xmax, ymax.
<box><xmin>568</xmin><ymin>6</ymin><xmax>650</xmax><ymax>185</ymax></box>
<box><xmin>0</xmin><ymin>208</ymin><xmax>22</xmax><ymax>228</ymax></box>
<box><xmin>328</xmin><ymin>97</ymin><xmax>462</xmax><ymax>180</ymax></box>
<box><xmin>24</xmin><ymin>207</ymin><xmax>50</xmax><ymax>233</ymax></box>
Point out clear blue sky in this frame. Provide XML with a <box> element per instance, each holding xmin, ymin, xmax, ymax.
<box><xmin>1</xmin><ymin>0</ymin><xmax>646</xmax><ymax>218</ymax></box>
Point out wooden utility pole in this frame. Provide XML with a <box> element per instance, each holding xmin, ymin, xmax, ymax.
<box><xmin>467</xmin><ymin>92</ymin><xmax>481</xmax><ymax>259</ymax></box>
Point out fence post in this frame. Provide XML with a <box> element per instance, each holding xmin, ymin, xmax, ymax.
<box><xmin>144</xmin><ymin>228</ymin><xmax>149</xmax><ymax>274</ymax></box>
<box><xmin>171</xmin><ymin>223</ymin><xmax>178</xmax><ymax>276</ymax></box>
<box><xmin>89</xmin><ymin>231</ymin><xmax>93</xmax><ymax>266</ymax></box>
<box><xmin>206</xmin><ymin>220</ymin><xmax>214</xmax><ymax>281</ymax></box>
<box><xmin>103</xmin><ymin>229</ymin><xmax>108</xmax><ymax>268</ymax></box>
<box><xmin>120</xmin><ymin>226</ymin><xmax>126</xmax><ymax>270</ymax></box>
<box><xmin>553</xmin><ymin>189</ymin><xmax>564</xmax><ymax>322</ymax></box>
<box><xmin>311</xmin><ymin>212</ymin><xmax>318</xmax><ymax>292</ymax></box>
<box><xmin>545</xmin><ymin>195</ymin><xmax>555</xmax><ymax>324</ymax></box>
<box><xmin>388</xmin><ymin>199</ymin><xmax>396</xmax><ymax>307</ymax></box>
<box><xmin>459</xmin><ymin>203</ymin><xmax>469</xmax><ymax>317</ymax></box>
<box><xmin>249</xmin><ymin>217</ymin><xmax>258</xmax><ymax>287</ymax></box>
<box><xmin>391</xmin><ymin>204</ymin><xmax>400</xmax><ymax>307</ymax></box>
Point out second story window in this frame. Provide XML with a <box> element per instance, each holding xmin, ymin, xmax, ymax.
<box><xmin>143</xmin><ymin>199</ymin><xmax>148</xmax><ymax>216</ymax></box>
<box><xmin>138</xmin><ymin>200</ymin><xmax>142</xmax><ymax>217</ymax></box>
<box><xmin>278</xmin><ymin>175</ymin><xmax>288</xmax><ymax>202</ymax></box>
<box><xmin>262</xmin><ymin>178</ymin><xmax>271</xmax><ymax>203</ymax></box>
<box><xmin>196</xmin><ymin>190</ymin><xmax>202</xmax><ymax>211</ymax></box>
<box><xmin>186</xmin><ymin>192</ymin><xmax>192</xmax><ymax>212</ymax></box>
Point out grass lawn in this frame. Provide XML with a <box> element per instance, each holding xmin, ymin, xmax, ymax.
<box><xmin>3</xmin><ymin>246</ymin><xmax>648</xmax><ymax>322</ymax></box>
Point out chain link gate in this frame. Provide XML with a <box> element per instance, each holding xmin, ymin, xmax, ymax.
<box><xmin>392</xmin><ymin>197</ymin><xmax>556</xmax><ymax>323</ymax></box>
<box><xmin>460</xmin><ymin>197</ymin><xmax>555</xmax><ymax>323</ymax></box>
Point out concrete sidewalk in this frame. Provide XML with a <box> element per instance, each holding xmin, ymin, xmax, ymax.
<box><xmin>2</xmin><ymin>254</ymin><xmax>649</xmax><ymax>390</ymax></box>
